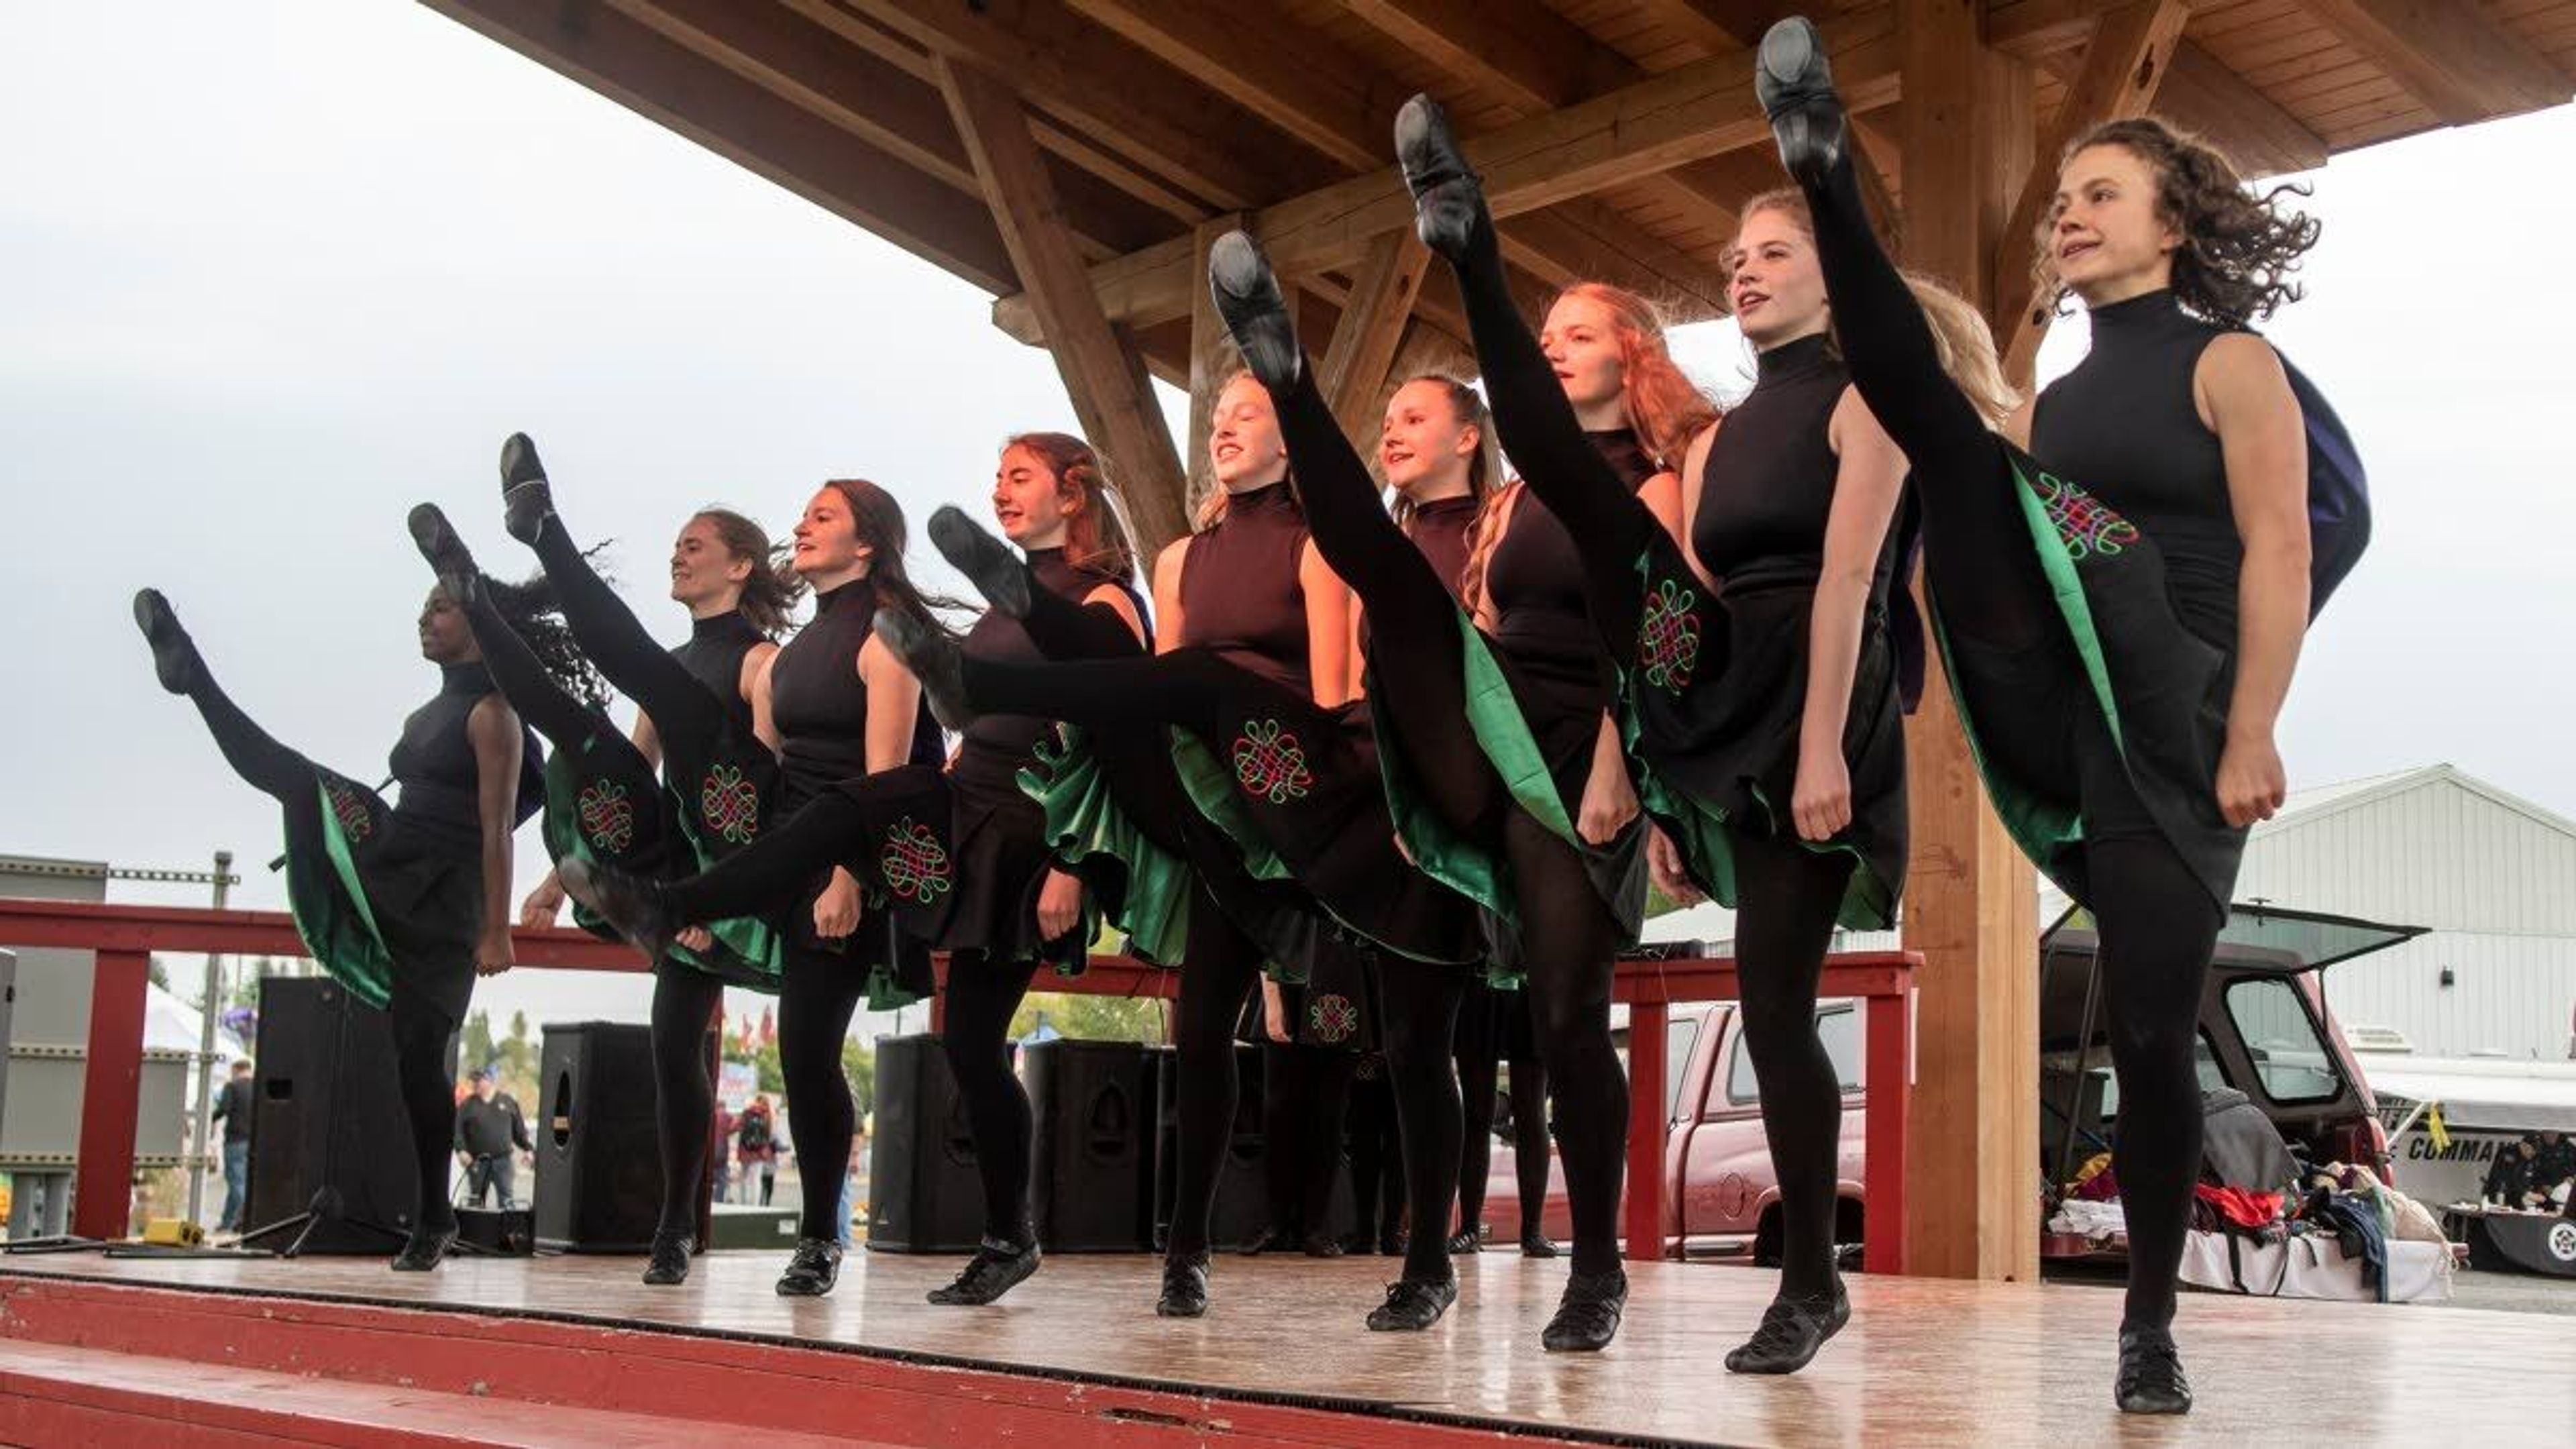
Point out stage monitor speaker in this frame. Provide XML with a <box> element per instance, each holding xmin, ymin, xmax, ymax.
<box><xmin>244</xmin><ymin>975</ymin><xmax>445</xmax><ymax>1254</ymax></box>
<box><xmin>533</xmin><ymin>1022</ymin><xmax>661</xmax><ymax>1252</ymax></box>
<box><xmin>1027</xmin><ymin>1038</ymin><xmax>1157</xmax><ymax>1252</ymax></box>
<box><xmin>1153</xmin><ymin>1042</ymin><xmax>1268</xmax><ymax>1252</ymax></box>
<box><xmin>867</xmin><ymin>1032</ymin><xmax>989</xmax><ymax>1253</ymax></box>
<box><xmin>456</xmin><ymin>1205</ymin><xmax>534</xmax><ymax>1256</ymax></box>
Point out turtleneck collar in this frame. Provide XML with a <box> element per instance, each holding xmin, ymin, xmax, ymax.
<box><xmin>2087</xmin><ymin>286</ymin><xmax>2189</xmax><ymax>343</ymax></box>
<box><xmin>1754</xmin><ymin>329</ymin><xmax>1835</xmax><ymax>384</ymax></box>
<box><xmin>1224</xmin><ymin>478</ymin><xmax>1297</xmax><ymax>517</ymax></box>
<box><xmin>438</xmin><ymin>661</ymin><xmax>493</xmax><ymax>696</ymax></box>
<box><xmin>812</xmin><ymin>577</ymin><xmax>876</xmax><ymax>616</ymax></box>
<box><xmin>1411</xmin><ymin>492</ymin><xmax>1479</xmax><ymax>519</ymax></box>
<box><xmin>690</xmin><ymin>608</ymin><xmax>759</xmax><ymax>643</ymax></box>
<box><xmin>1585</xmin><ymin>427</ymin><xmax>1658</xmax><ymax>490</ymax></box>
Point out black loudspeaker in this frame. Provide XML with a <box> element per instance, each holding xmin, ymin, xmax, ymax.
<box><xmin>867</xmin><ymin>1033</ymin><xmax>989</xmax><ymax>1253</ymax></box>
<box><xmin>1154</xmin><ymin>1043</ymin><xmax>1269</xmax><ymax>1252</ymax></box>
<box><xmin>245</xmin><ymin>976</ymin><xmax>447</xmax><ymax>1253</ymax></box>
<box><xmin>456</xmin><ymin>1205</ymin><xmax>535</xmax><ymax>1256</ymax></box>
<box><xmin>1027</xmin><ymin>1040</ymin><xmax>1158</xmax><ymax>1252</ymax></box>
<box><xmin>533</xmin><ymin>1022</ymin><xmax>661</xmax><ymax>1252</ymax></box>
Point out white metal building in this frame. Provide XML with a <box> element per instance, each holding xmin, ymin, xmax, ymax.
<box><xmin>1654</xmin><ymin>763</ymin><xmax>2576</xmax><ymax>1063</ymax></box>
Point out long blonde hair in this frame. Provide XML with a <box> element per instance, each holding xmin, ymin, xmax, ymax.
<box><xmin>1192</xmin><ymin>368</ymin><xmax>1296</xmax><ymax>531</ymax></box>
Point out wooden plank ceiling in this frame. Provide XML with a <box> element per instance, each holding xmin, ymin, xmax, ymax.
<box><xmin>426</xmin><ymin>0</ymin><xmax>2575</xmax><ymax>384</ymax></box>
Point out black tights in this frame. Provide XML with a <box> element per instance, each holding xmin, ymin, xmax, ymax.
<box><xmin>1263</xmin><ymin>336</ymin><xmax>1629</xmax><ymax>1277</ymax></box>
<box><xmin>777</xmin><ymin>942</ymin><xmax>869</xmax><ymax>1242</ymax></box>
<box><xmin>649</xmin><ymin>966</ymin><xmax>723</xmax><ymax>1238</ymax></box>
<box><xmin>1262</xmin><ymin>1042</ymin><xmax>1355</xmax><ymax>1238</ymax></box>
<box><xmin>1377</xmin><ymin>965</ymin><xmax>1468</xmax><ymax>1283</ymax></box>
<box><xmin>655</xmin><ymin>784</ymin><xmax>870</xmax><ymax>926</ymax></box>
<box><xmin>176</xmin><ymin>669</ymin><xmax>467</xmax><ymax>1240</ymax></box>
<box><xmin>944</xmin><ymin>951</ymin><xmax>1042</xmax><ymax>1245</ymax></box>
<box><xmin>1730</xmin><ymin>828</ymin><xmax>1859</xmax><ymax>1299</ymax></box>
<box><xmin>1346</xmin><ymin>1065</ymin><xmax>1401</xmax><ymax>1240</ymax></box>
<box><xmin>528</xmin><ymin>515</ymin><xmax>737</xmax><ymax>776</ymax></box>
<box><xmin>1792</xmin><ymin>136</ymin><xmax>2228</xmax><ymax>1330</ymax></box>
<box><xmin>1167</xmin><ymin>891</ymin><xmax>1269</xmax><ymax>1260</ymax></box>
<box><xmin>1456</xmin><ymin>1005</ymin><xmax>1550</xmax><ymax>1239</ymax></box>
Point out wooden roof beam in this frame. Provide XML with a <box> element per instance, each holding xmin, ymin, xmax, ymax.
<box><xmin>1633</xmin><ymin>1</ymin><xmax>1799</xmax><ymax>56</ymax></box>
<box><xmin>1989</xmin><ymin>2</ymin><xmax>2328</xmax><ymax>176</ymax></box>
<box><xmin>2300</xmin><ymin>0</ymin><xmax>2571</xmax><ymax>125</ymax></box>
<box><xmin>832</xmin><ymin>0</ymin><xmax>1339</xmax><ymax>214</ymax></box>
<box><xmin>1316</xmin><ymin>233</ymin><xmax>1434</xmax><ymax>441</ymax></box>
<box><xmin>420</xmin><ymin>0</ymin><xmax>1018</xmax><ymax>293</ymax></box>
<box><xmin>994</xmin><ymin>17</ymin><xmax>1899</xmax><ymax>341</ymax></box>
<box><xmin>1996</xmin><ymin>0</ymin><xmax>2194</xmax><ymax>375</ymax></box>
<box><xmin>610</xmin><ymin>0</ymin><xmax>1165</xmax><ymax>262</ymax></box>
<box><xmin>940</xmin><ymin>58</ymin><xmax>1191</xmax><ymax>552</ymax></box>
<box><xmin>1987</xmin><ymin>0</ymin><xmax>2194</xmax><ymax>57</ymax></box>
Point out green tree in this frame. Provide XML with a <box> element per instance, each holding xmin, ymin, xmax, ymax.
<box><xmin>749</xmin><ymin>1037</ymin><xmax>784</xmax><ymax>1095</ymax></box>
<box><xmin>462</xmin><ymin>1010</ymin><xmax>496</xmax><ymax>1073</ymax></box>
<box><xmin>842</xmin><ymin>1036</ymin><xmax>877</xmax><ymax>1120</ymax></box>
<box><xmin>1010</xmin><ymin>991</ymin><xmax>1166</xmax><ymax>1044</ymax></box>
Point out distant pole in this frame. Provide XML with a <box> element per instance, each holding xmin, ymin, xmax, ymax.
<box><xmin>183</xmin><ymin>850</ymin><xmax>236</xmax><ymax>1226</ymax></box>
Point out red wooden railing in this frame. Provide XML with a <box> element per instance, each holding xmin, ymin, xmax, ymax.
<box><xmin>0</xmin><ymin>897</ymin><xmax>1913</xmax><ymax>1271</ymax></box>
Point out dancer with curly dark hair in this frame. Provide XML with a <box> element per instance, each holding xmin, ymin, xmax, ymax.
<box><xmin>410</xmin><ymin>468</ymin><xmax>802</xmax><ymax>1287</ymax></box>
<box><xmin>133</xmin><ymin>572</ymin><xmax>554</xmax><ymax>1271</ymax></box>
<box><xmin>1753</xmin><ymin>15</ymin><xmax>2359</xmax><ymax>1414</ymax></box>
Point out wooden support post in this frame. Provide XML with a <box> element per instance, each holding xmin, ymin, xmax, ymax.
<box><xmin>74</xmin><ymin>949</ymin><xmax>150</xmax><ymax>1241</ymax></box>
<box><xmin>938</xmin><ymin>58</ymin><xmax>1191</xmax><ymax>555</ymax></box>
<box><xmin>1896</xmin><ymin>0</ymin><xmax>2042</xmax><ymax>1283</ymax></box>
<box><xmin>1315</xmin><ymin>233</ymin><xmax>1431</xmax><ymax>443</ymax></box>
<box><xmin>1993</xmin><ymin>0</ymin><xmax>2190</xmax><ymax>378</ymax></box>
<box><xmin>1622</xmin><ymin>1000</ymin><xmax>1671</xmax><ymax>1262</ymax></box>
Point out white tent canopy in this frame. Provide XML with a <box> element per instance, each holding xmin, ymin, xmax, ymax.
<box><xmin>2365</xmin><ymin>1059</ymin><xmax>2576</xmax><ymax>1134</ymax></box>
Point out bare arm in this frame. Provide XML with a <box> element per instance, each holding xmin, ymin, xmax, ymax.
<box><xmin>744</xmin><ymin>642</ymin><xmax>782</xmax><ymax>753</ymax></box>
<box><xmin>1793</xmin><ymin>388</ymin><xmax>1909</xmax><ymax>843</ymax></box>
<box><xmin>2004</xmin><ymin>397</ymin><xmax>2035</xmax><ymax>451</ymax></box>
<box><xmin>1668</xmin><ymin>423</ymin><xmax>1720</xmax><ymax>591</ymax></box>
<box><xmin>629</xmin><ymin>711</ymin><xmax>663</xmax><ymax>771</ymax></box>
<box><xmin>1299</xmin><ymin>543</ymin><xmax>1354</xmax><ymax>709</ymax></box>
<box><xmin>1081</xmin><ymin>582</ymin><xmax>1148</xmax><ymax>647</ymax></box>
<box><xmin>2198</xmin><ymin>333</ymin><xmax>2310</xmax><ymax>826</ymax></box>
<box><xmin>1151</xmin><ymin>539</ymin><xmax>1191</xmax><ymax>655</ymax></box>
<box><xmin>858</xmin><ymin>633</ymin><xmax>922</xmax><ymax>772</ymax></box>
<box><xmin>466</xmin><ymin>697</ymin><xmax>523</xmax><ymax>972</ymax></box>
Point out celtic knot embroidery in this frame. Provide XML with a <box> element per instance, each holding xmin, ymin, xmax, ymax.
<box><xmin>1637</xmin><ymin>576</ymin><xmax>1703</xmax><ymax>691</ymax></box>
<box><xmin>1230</xmin><ymin>719</ymin><xmax>1313</xmax><ymax>804</ymax></box>
<box><xmin>878</xmin><ymin>816</ymin><xmax>953</xmax><ymax>903</ymax></box>
<box><xmin>577</xmin><ymin>780</ymin><xmax>635</xmax><ymax>854</ymax></box>
<box><xmin>2031</xmin><ymin>470</ymin><xmax>2140</xmax><ymax>562</ymax></box>
<box><xmin>325</xmin><ymin>782</ymin><xmax>373</xmax><ymax>844</ymax></box>
<box><xmin>1308</xmin><ymin>993</ymin><xmax>1358</xmax><ymax>1044</ymax></box>
<box><xmin>700</xmin><ymin>763</ymin><xmax>760</xmax><ymax>845</ymax></box>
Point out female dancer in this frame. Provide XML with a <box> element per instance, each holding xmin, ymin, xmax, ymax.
<box><xmin>567</xmin><ymin>434</ymin><xmax>1150</xmax><ymax>1307</ymax></box>
<box><xmin>409</xmin><ymin>466</ymin><xmax>796</xmax><ymax>1286</ymax></box>
<box><xmin>878</xmin><ymin>374</ymin><xmax>1485</xmax><ymax>1329</ymax></box>
<box><xmin>1752</xmin><ymin>16</ymin><xmax>2330</xmax><ymax>1413</ymax></box>
<box><xmin>529</xmin><ymin>456</ymin><xmax>944</xmax><ymax>1295</ymax></box>
<box><xmin>132</xmin><ymin>577</ymin><xmax>554</xmax><ymax>1270</ymax></box>
<box><xmin>1396</xmin><ymin>97</ymin><xmax>1939</xmax><ymax>1369</ymax></box>
<box><xmin>1454</xmin><ymin>986</ymin><xmax>1551</xmax><ymax>1256</ymax></box>
<box><xmin>1206</xmin><ymin>232</ymin><xmax>1717</xmax><ymax>1349</ymax></box>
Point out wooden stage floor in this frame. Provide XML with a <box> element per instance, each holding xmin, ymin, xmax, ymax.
<box><xmin>4</xmin><ymin>1248</ymin><xmax>2569</xmax><ymax>1446</ymax></box>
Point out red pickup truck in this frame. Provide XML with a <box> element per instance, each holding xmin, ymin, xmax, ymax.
<box><xmin>1481</xmin><ymin>904</ymin><xmax>2418</xmax><ymax>1263</ymax></box>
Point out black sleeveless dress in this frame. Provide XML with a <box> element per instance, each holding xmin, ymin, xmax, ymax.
<box><xmin>1625</xmin><ymin>333</ymin><xmax>1909</xmax><ymax>928</ymax></box>
<box><xmin>1163</xmin><ymin>483</ymin><xmax>1479</xmax><ymax>977</ymax></box>
<box><xmin>895</xmin><ymin>547</ymin><xmax>1147</xmax><ymax>973</ymax></box>
<box><xmin>767</xmin><ymin>579</ymin><xmax>946</xmax><ymax>1007</ymax></box>
<box><xmin>284</xmin><ymin>663</ymin><xmax>544</xmax><ymax>1020</ymax></box>
<box><xmin>540</xmin><ymin>609</ymin><xmax>782</xmax><ymax>987</ymax></box>
<box><xmin>1939</xmin><ymin>288</ymin><xmax>2256</xmax><ymax>908</ymax></box>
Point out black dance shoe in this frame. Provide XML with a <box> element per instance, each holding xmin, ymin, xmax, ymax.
<box><xmin>390</xmin><ymin>1224</ymin><xmax>458</xmax><ymax>1273</ymax></box>
<box><xmin>1445</xmin><ymin>1227</ymin><xmax>1483</xmax><ymax>1255</ymax></box>
<box><xmin>774</xmin><ymin>1236</ymin><xmax>843</xmax><ymax>1297</ymax></box>
<box><xmin>1205</xmin><ymin>230</ymin><xmax>1303</xmax><ymax>392</ymax></box>
<box><xmin>406</xmin><ymin>503</ymin><xmax>484</xmax><ymax>608</ymax></box>
<box><xmin>872</xmin><ymin>608</ymin><xmax>977</xmax><ymax>731</ymax></box>
<box><xmin>498</xmin><ymin>431</ymin><xmax>557</xmax><ymax>545</ymax></box>
<box><xmin>928</xmin><ymin>1237</ymin><xmax>1041</xmax><ymax>1307</ymax></box>
<box><xmin>1377</xmin><ymin>1229</ymin><xmax>1408</xmax><ymax>1258</ymax></box>
<box><xmin>131</xmin><ymin>589</ymin><xmax>201</xmax><ymax>695</ymax></box>
<box><xmin>641</xmin><ymin>1229</ymin><xmax>695</xmax><ymax>1286</ymax></box>
<box><xmin>1365</xmin><ymin>1275</ymin><xmax>1458</xmax><ymax>1332</ymax></box>
<box><xmin>1540</xmin><ymin>1267</ymin><xmax>1629</xmax><ymax>1352</ymax></box>
<box><xmin>1520</xmin><ymin>1230</ymin><xmax>1560</xmax><ymax>1259</ymax></box>
<box><xmin>1238</xmin><ymin>1224</ymin><xmax>1289</xmax><ymax>1257</ymax></box>
<box><xmin>557</xmin><ymin>858</ymin><xmax>678</xmax><ymax>965</ymax></box>
<box><xmin>1753</xmin><ymin>16</ymin><xmax>1849</xmax><ymax>189</ymax></box>
<box><xmin>1723</xmin><ymin>1278</ymin><xmax>1851</xmax><ymax>1375</ymax></box>
<box><xmin>1301</xmin><ymin>1230</ymin><xmax>1346</xmax><ymax>1259</ymax></box>
<box><xmin>927</xmin><ymin>506</ymin><xmax>1032</xmax><ymax>619</ymax></box>
<box><xmin>1394</xmin><ymin>95</ymin><xmax>1491</xmax><ymax>262</ymax></box>
<box><xmin>1155</xmin><ymin>1252</ymin><xmax>1212</xmax><ymax>1318</ymax></box>
<box><xmin>2114</xmin><ymin>1324</ymin><xmax>2193</xmax><ymax>1415</ymax></box>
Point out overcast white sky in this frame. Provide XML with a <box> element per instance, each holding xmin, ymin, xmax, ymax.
<box><xmin>7</xmin><ymin>1</ymin><xmax>2572</xmax><ymax>1036</ymax></box>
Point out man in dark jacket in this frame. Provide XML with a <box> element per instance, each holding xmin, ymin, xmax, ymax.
<box><xmin>208</xmin><ymin>1058</ymin><xmax>256</xmax><ymax>1232</ymax></box>
<box><xmin>2531</xmin><ymin>1130</ymin><xmax>2576</xmax><ymax>1208</ymax></box>
<box><xmin>2483</xmin><ymin>1136</ymin><xmax>2537</xmax><ymax>1206</ymax></box>
<box><xmin>454</xmin><ymin>1067</ymin><xmax>533</xmax><ymax>1210</ymax></box>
